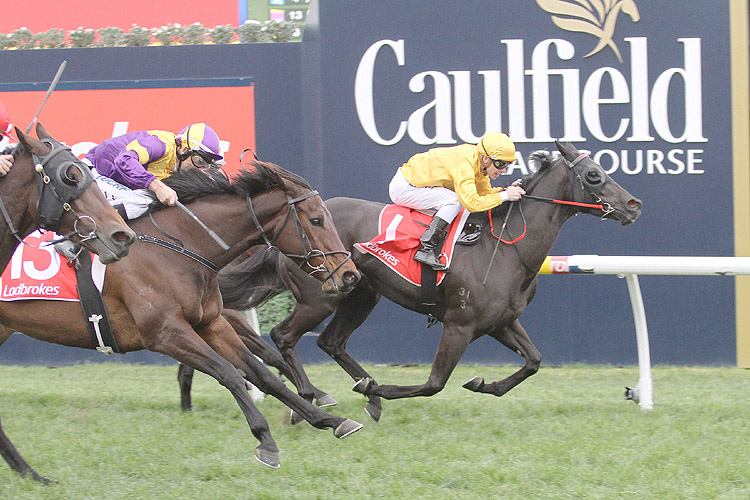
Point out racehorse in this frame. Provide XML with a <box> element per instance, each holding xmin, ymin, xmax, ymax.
<box><xmin>0</xmin><ymin>162</ymin><xmax>362</xmax><ymax>483</ymax></box>
<box><xmin>177</xmin><ymin>141</ymin><xmax>642</xmax><ymax>422</ymax></box>
<box><xmin>0</xmin><ymin>124</ymin><xmax>135</xmax><ymax>270</ymax></box>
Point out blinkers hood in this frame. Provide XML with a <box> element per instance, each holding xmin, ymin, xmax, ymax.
<box><xmin>34</xmin><ymin>139</ymin><xmax>94</xmax><ymax>231</ymax></box>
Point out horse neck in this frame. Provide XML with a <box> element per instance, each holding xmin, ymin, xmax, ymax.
<box><xmin>0</xmin><ymin>156</ymin><xmax>39</xmax><ymax>270</ymax></box>
<box><xmin>496</xmin><ymin>165</ymin><xmax>577</xmax><ymax>271</ymax></box>
<box><xmin>144</xmin><ymin>189</ymin><xmax>291</xmax><ymax>271</ymax></box>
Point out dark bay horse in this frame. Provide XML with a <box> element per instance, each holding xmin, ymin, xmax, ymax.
<box><xmin>0</xmin><ymin>124</ymin><xmax>135</xmax><ymax>270</ymax></box>
<box><xmin>0</xmin><ymin>162</ymin><xmax>362</xmax><ymax>483</ymax></box>
<box><xmin>179</xmin><ymin>141</ymin><xmax>642</xmax><ymax>422</ymax></box>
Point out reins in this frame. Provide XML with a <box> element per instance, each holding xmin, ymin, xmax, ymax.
<box><xmin>521</xmin><ymin>194</ymin><xmax>604</xmax><ymax>210</ymax></box>
<box><xmin>482</xmin><ymin>152</ymin><xmax>615</xmax><ymax>282</ymax></box>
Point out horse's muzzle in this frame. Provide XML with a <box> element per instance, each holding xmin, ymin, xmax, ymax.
<box><xmin>619</xmin><ymin>197</ymin><xmax>643</xmax><ymax>225</ymax></box>
<box><xmin>92</xmin><ymin>227</ymin><xmax>136</xmax><ymax>263</ymax></box>
<box><xmin>342</xmin><ymin>269</ymin><xmax>360</xmax><ymax>288</ymax></box>
<box><xmin>322</xmin><ymin>268</ymin><xmax>360</xmax><ymax>294</ymax></box>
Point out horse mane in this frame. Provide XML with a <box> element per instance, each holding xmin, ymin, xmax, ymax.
<box><xmin>521</xmin><ymin>150</ymin><xmax>558</xmax><ymax>192</ymax></box>
<box><xmin>2</xmin><ymin>143</ymin><xmax>18</xmax><ymax>156</ymax></box>
<box><xmin>218</xmin><ymin>248</ymin><xmax>290</xmax><ymax>310</ymax></box>
<box><xmin>160</xmin><ymin>160</ymin><xmax>305</xmax><ymax>205</ymax></box>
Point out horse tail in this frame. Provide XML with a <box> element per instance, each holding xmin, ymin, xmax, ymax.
<box><xmin>219</xmin><ymin>248</ymin><xmax>290</xmax><ymax>310</ymax></box>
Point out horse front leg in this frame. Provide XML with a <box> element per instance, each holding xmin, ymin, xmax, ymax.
<box><xmin>315</xmin><ymin>285</ymin><xmax>384</xmax><ymax>421</ymax></box>
<box><xmin>142</xmin><ymin>319</ymin><xmax>281</xmax><ymax>468</ymax></box>
<box><xmin>352</xmin><ymin>324</ymin><xmax>473</xmax><ymax>401</ymax></box>
<box><xmin>462</xmin><ymin>319</ymin><xmax>541</xmax><ymax>397</ymax></box>
<box><xmin>269</xmin><ymin>300</ymin><xmax>340</xmax><ymax>409</ymax></box>
<box><xmin>0</xmin><ymin>326</ymin><xmax>53</xmax><ymax>483</ymax></box>
<box><xmin>223</xmin><ymin>308</ymin><xmax>329</xmax><ymax>404</ymax></box>
<box><xmin>199</xmin><ymin>315</ymin><xmax>363</xmax><ymax>439</ymax></box>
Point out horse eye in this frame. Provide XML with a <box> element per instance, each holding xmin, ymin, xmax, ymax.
<box><xmin>61</xmin><ymin>165</ymin><xmax>82</xmax><ymax>187</ymax></box>
<box><xmin>310</xmin><ymin>217</ymin><xmax>323</xmax><ymax>227</ymax></box>
<box><xmin>585</xmin><ymin>169</ymin><xmax>602</xmax><ymax>184</ymax></box>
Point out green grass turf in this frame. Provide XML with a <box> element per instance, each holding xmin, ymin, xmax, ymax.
<box><xmin>0</xmin><ymin>363</ymin><xmax>747</xmax><ymax>499</ymax></box>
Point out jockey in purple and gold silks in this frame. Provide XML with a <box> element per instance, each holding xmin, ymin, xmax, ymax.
<box><xmin>83</xmin><ymin>123</ymin><xmax>223</xmax><ymax>220</ymax></box>
<box><xmin>85</xmin><ymin>130</ymin><xmax>179</xmax><ymax>190</ymax></box>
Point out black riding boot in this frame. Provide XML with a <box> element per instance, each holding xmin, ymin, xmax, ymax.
<box><xmin>414</xmin><ymin>216</ymin><xmax>450</xmax><ymax>271</ymax></box>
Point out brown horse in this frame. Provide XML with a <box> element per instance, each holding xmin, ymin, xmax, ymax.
<box><xmin>0</xmin><ymin>124</ymin><xmax>135</xmax><ymax>270</ymax></box>
<box><xmin>0</xmin><ymin>162</ymin><xmax>361</xmax><ymax>483</ymax></box>
<box><xmin>178</xmin><ymin>141</ymin><xmax>642</xmax><ymax>422</ymax></box>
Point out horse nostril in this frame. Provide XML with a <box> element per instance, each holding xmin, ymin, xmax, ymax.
<box><xmin>113</xmin><ymin>230</ymin><xmax>135</xmax><ymax>246</ymax></box>
<box><xmin>343</xmin><ymin>270</ymin><xmax>360</xmax><ymax>286</ymax></box>
<box><xmin>627</xmin><ymin>199</ymin><xmax>642</xmax><ymax>211</ymax></box>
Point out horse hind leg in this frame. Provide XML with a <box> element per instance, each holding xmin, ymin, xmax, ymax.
<box><xmin>463</xmin><ymin>319</ymin><xmax>541</xmax><ymax>397</ymax></box>
<box><xmin>353</xmin><ymin>324</ymin><xmax>473</xmax><ymax>402</ymax></box>
<box><xmin>177</xmin><ymin>363</ymin><xmax>195</xmax><ymax>411</ymax></box>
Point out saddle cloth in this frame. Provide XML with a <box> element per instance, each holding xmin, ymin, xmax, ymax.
<box><xmin>354</xmin><ymin>205</ymin><xmax>469</xmax><ymax>286</ymax></box>
<box><xmin>0</xmin><ymin>230</ymin><xmax>105</xmax><ymax>301</ymax></box>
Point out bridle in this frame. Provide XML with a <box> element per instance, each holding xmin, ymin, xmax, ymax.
<box><xmin>246</xmin><ymin>189</ymin><xmax>353</xmax><ymax>287</ymax></box>
<box><xmin>521</xmin><ymin>153</ymin><xmax>614</xmax><ymax>218</ymax></box>
<box><xmin>484</xmin><ymin>152</ymin><xmax>616</xmax><ymax>280</ymax></box>
<box><xmin>0</xmin><ymin>139</ymin><xmax>101</xmax><ymax>246</ymax></box>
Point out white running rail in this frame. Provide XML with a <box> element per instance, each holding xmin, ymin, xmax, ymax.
<box><xmin>540</xmin><ymin>255</ymin><xmax>750</xmax><ymax>410</ymax></box>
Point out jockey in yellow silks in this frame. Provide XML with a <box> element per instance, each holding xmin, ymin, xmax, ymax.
<box><xmin>389</xmin><ymin>132</ymin><xmax>525</xmax><ymax>271</ymax></box>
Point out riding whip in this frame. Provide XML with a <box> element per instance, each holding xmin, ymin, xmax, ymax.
<box><xmin>26</xmin><ymin>60</ymin><xmax>67</xmax><ymax>134</ymax></box>
<box><xmin>174</xmin><ymin>200</ymin><xmax>231</xmax><ymax>251</ymax></box>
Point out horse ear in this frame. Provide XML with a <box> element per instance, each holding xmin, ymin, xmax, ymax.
<box><xmin>15</xmin><ymin>126</ymin><xmax>43</xmax><ymax>155</ymax></box>
<box><xmin>35</xmin><ymin>122</ymin><xmax>53</xmax><ymax>141</ymax></box>
<box><xmin>554</xmin><ymin>140</ymin><xmax>577</xmax><ymax>160</ymax></box>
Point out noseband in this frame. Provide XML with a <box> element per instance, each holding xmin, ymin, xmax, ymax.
<box><xmin>246</xmin><ymin>189</ymin><xmax>353</xmax><ymax>286</ymax></box>
<box><xmin>0</xmin><ymin>139</ymin><xmax>100</xmax><ymax>244</ymax></box>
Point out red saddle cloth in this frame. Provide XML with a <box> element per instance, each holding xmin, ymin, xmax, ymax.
<box><xmin>0</xmin><ymin>230</ymin><xmax>104</xmax><ymax>301</ymax></box>
<box><xmin>354</xmin><ymin>205</ymin><xmax>469</xmax><ymax>286</ymax></box>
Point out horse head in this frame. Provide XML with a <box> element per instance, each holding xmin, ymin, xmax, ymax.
<box><xmin>14</xmin><ymin>123</ymin><xmax>136</xmax><ymax>263</ymax></box>
<box><xmin>525</xmin><ymin>141</ymin><xmax>641</xmax><ymax>226</ymax></box>
<box><xmin>265</xmin><ymin>164</ymin><xmax>361</xmax><ymax>293</ymax></box>
<box><xmin>164</xmin><ymin>163</ymin><xmax>360</xmax><ymax>294</ymax></box>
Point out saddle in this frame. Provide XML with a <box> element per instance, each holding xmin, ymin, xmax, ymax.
<box><xmin>456</xmin><ymin>212</ymin><xmax>484</xmax><ymax>245</ymax></box>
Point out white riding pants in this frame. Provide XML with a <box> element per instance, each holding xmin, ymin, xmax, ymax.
<box><xmin>389</xmin><ymin>168</ymin><xmax>462</xmax><ymax>223</ymax></box>
<box><xmin>86</xmin><ymin>159</ymin><xmax>153</xmax><ymax>220</ymax></box>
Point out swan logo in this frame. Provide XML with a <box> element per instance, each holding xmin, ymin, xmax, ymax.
<box><xmin>536</xmin><ymin>0</ymin><xmax>640</xmax><ymax>63</ymax></box>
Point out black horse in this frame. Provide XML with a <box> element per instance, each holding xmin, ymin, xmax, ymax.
<box><xmin>179</xmin><ymin>141</ymin><xmax>642</xmax><ymax>421</ymax></box>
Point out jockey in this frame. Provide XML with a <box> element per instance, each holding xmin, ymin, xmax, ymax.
<box><xmin>0</xmin><ymin>100</ymin><xmax>15</xmax><ymax>176</ymax></box>
<box><xmin>389</xmin><ymin>131</ymin><xmax>526</xmax><ymax>271</ymax></box>
<box><xmin>84</xmin><ymin>123</ymin><xmax>223</xmax><ymax>220</ymax></box>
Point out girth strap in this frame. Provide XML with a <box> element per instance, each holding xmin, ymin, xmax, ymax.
<box><xmin>137</xmin><ymin>234</ymin><xmax>220</xmax><ymax>273</ymax></box>
<box><xmin>75</xmin><ymin>249</ymin><xmax>121</xmax><ymax>354</ymax></box>
<box><xmin>421</xmin><ymin>264</ymin><xmax>440</xmax><ymax>327</ymax></box>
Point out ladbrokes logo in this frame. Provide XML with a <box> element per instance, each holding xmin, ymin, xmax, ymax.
<box><xmin>536</xmin><ymin>0</ymin><xmax>640</xmax><ymax>62</ymax></box>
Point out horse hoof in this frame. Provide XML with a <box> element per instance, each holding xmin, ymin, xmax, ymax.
<box><xmin>333</xmin><ymin>418</ymin><xmax>364</xmax><ymax>439</ymax></box>
<box><xmin>365</xmin><ymin>401</ymin><xmax>382</xmax><ymax>422</ymax></box>
<box><xmin>290</xmin><ymin>409</ymin><xmax>305</xmax><ymax>426</ymax></box>
<box><xmin>352</xmin><ymin>378</ymin><xmax>373</xmax><ymax>394</ymax></box>
<box><xmin>462</xmin><ymin>376</ymin><xmax>485</xmax><ymax>392</ymax></box>
<box><xmin>316</xmin><ymin>394</ymin><xmax>338</xmax><ymax>407</ymax></box>
<box><xmin>255</xmin><ymin>448</ymin><xmax>281</xmax><ymax>469</ymax></box>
